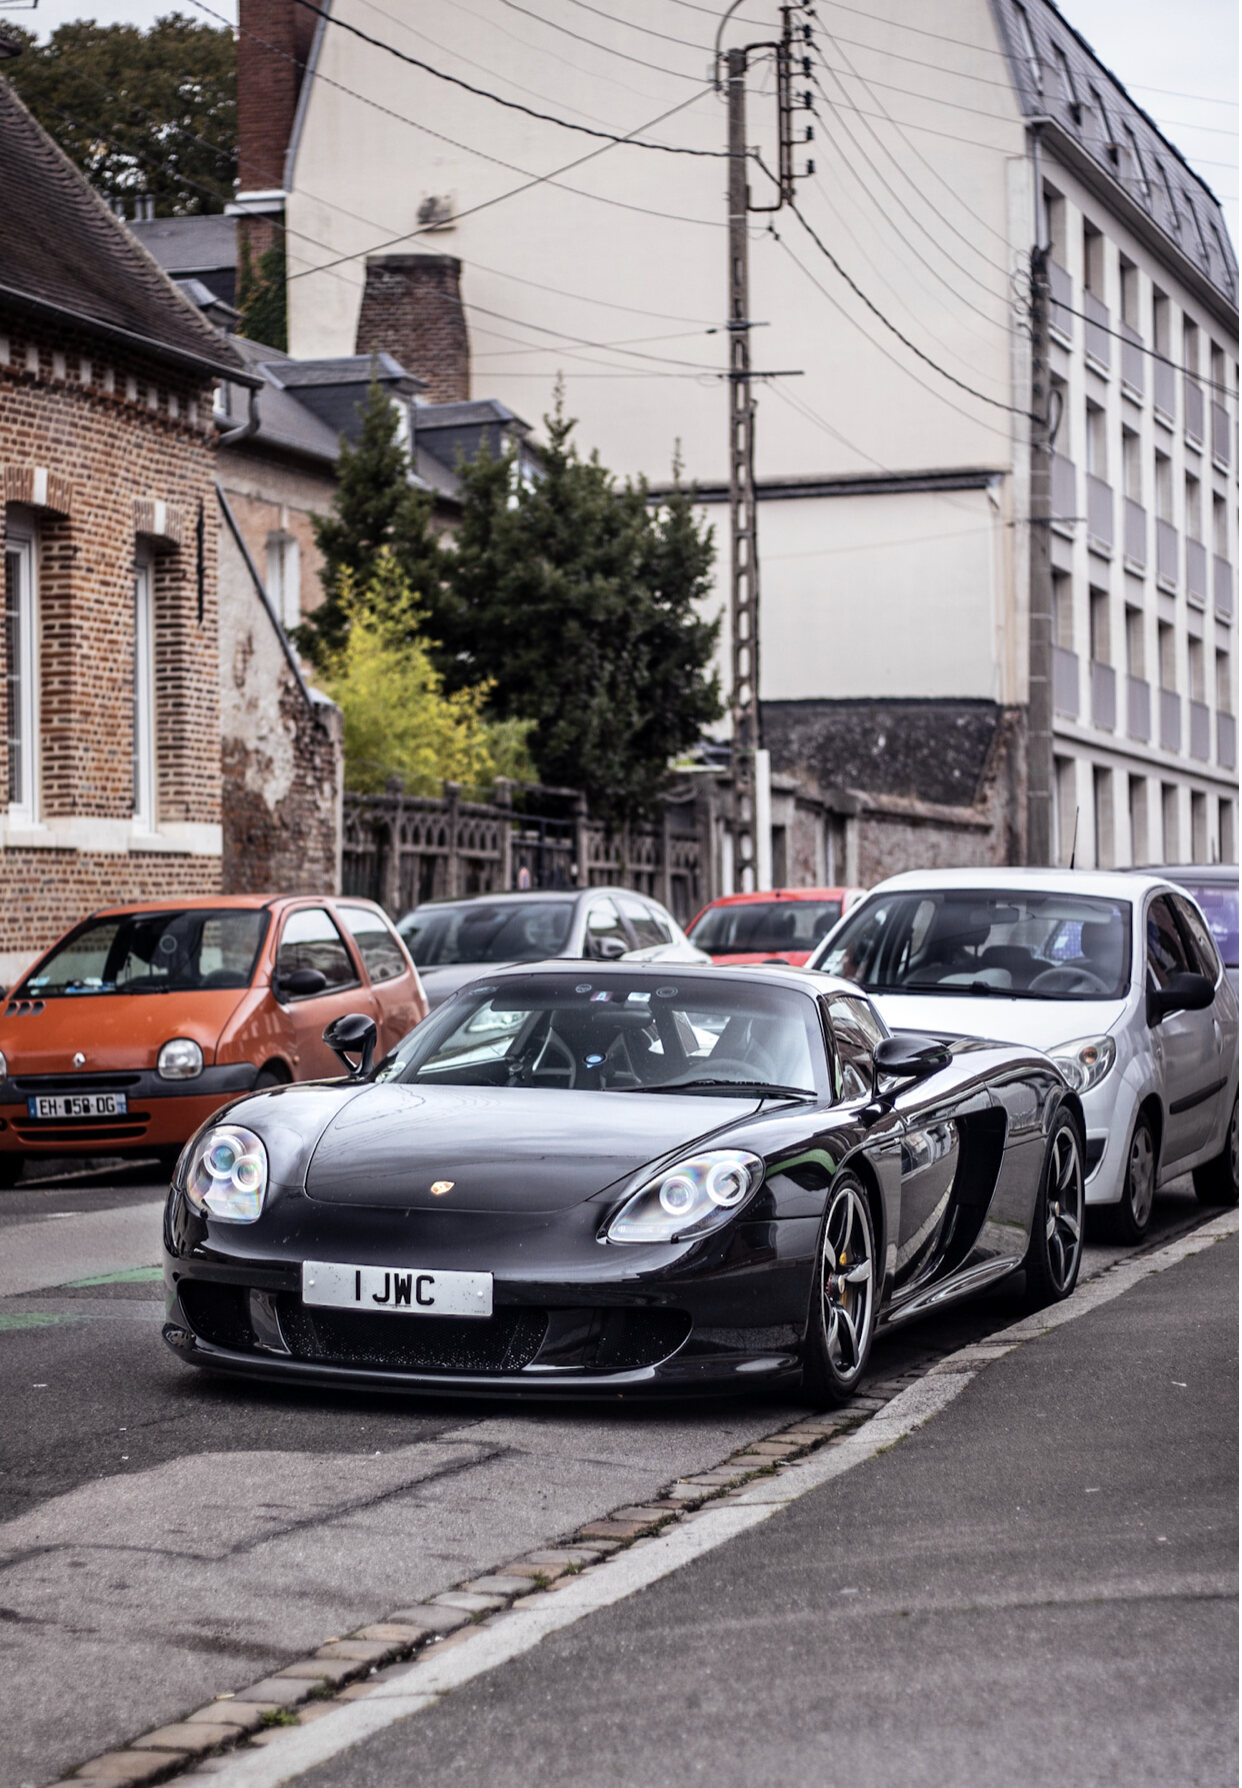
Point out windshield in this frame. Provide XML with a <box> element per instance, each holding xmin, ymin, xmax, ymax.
<box><xmin>690</xmin><ymin>899</ymin><xmax>842</xmax><ymax>955</ymax></box>
<box><xmin>1177</xmin><ymin>882</ymin><xmax>1239</xmax><ymax>969</ymax></box>
<box><xmin>816</xmin><ymin>890</ymin><xmax>1132</xmax><ymax>1000</ymax></box>
<box><xmin>20</xmin><ymin>909</ymin><xmax>269</xmax><ymax>998</ymax></box>
<box><xmin>376</xmin><ymin>972</ymin><xmax>823</xmax><ymax>1096</ymax></box>
<box><xmin>399</xmin><ymin>901</ymin><xmax>574</xmax><ymax>968</ymax></box>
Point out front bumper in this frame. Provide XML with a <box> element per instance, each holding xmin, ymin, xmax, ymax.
<box><xmin>162</xmin><ymin>1192</ymin><xmax>819</xmax><ymax>1398</ymax></box>
<box><xmin>0</xmin><ymin>1065</ymin><xmax>258</xmax><ymax>1157</ymax></box>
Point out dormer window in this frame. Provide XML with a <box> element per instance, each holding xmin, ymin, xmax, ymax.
<box><xmin>1122</xmin><ymin>124</ymin><xmax>1152</xmax><ymax>201</ymax></box>
<box><xmin>1051</xmin><ymin>46</ymin><xmax>1081</xmax><ymax>123</ymax></box>
<box><xmin>1013</xmin><ymin>4</ymin><xmax>1042</xmax><ymax>92</ymax></box>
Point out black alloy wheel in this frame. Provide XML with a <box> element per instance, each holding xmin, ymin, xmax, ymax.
<box><xmin>1022</xmin><ymin>1109</ymin><xmax>1085</xmax><ymax>1308</ymax></box>
<box><xmin>1193</xmin><ymin>1094</ymin><xmax>1239</xmax><ymax>1208</ymax></box>
<box><xmin>1109</xmin><ymin>1110</ymin><xmax>1158</xmax><ymax>1244</ymax></box>
<box><xmin>802</xmin><ymin>1170</ymin><xmax>877</xmax><ymax>1406</ymax></box>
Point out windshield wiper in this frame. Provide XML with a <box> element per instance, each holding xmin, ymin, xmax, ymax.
<box><xmin>622</xmin><ymin>1078</ymin><xmax>815</xmax><ymax>1101</ymax></box>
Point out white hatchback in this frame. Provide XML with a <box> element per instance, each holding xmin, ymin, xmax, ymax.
<box><xmin>808</xmin><ymin>868</ymin><xmax>1238</xmax><ymax>1240</ymax></box>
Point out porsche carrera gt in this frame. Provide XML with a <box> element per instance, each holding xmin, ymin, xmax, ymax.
<box><xmin>162</xmin><ymin>963</ymin><xmax>1086</xmax><ymax>1404</ymax></box>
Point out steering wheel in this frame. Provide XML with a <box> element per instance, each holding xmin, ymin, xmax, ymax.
<box><xmin>1028</xmin><ymin>965</ymin><xmax>1111</xmax><ymax>996</ymax></box>
<box><xmin>664</xmin><ymin>1051</ymin><xmax>780</xmax><ymax>1087</ymax></box>
<box><xmin>526</xmin><ymin>1028</ymin><xmax>576</xmax><ymax>1088</ymax></box>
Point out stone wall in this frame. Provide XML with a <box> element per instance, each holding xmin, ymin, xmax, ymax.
<box><xmin>217</xmin><ymin>487</ymin><xmax>342</xmax><ymax>895</ymax></box>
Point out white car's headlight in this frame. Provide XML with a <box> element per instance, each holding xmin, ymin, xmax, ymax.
<box><xmin>606</xmin><ymin>1149</ymin><xmax>764</xmax><ymax>1244</ymax></box>
<box><xmin>1050</xmin><ymin>1034</ymin><xmax>1116</xmax><ymax>1094</ymax></box>
<box><xmin>185</xmin><ymin>1124</ymin><xmax>268</xmax><ymax>1222</ymax></box>
<box><xmin>158</xmin><ymin>1037</ymin><xmax>204</xmax><ymax>1080</ymax></box>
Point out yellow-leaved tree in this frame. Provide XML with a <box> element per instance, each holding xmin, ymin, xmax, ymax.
<box><xmin>320</xmin><ymin>551</ymin><xmax>532</xmax><ymax>795</ymax></box>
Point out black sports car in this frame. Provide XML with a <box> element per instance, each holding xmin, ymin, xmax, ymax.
<box><xmin>162</xmin><ymin>963</ymin><xmax>1086</xmax><ymax>1403</ymax></box>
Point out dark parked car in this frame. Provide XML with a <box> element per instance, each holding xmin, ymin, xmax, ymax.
<box><xmin>163</xmin><ymin>963</ymin><xmax>1085</xmax><ymax>1403</ymax></box>
<box><xmin>1142</xmin><ymin>865</ymin><xmax>1239</xmax><ymax>993</ymax></box>
<box><xmin>395</xmin><ymin>888</ymin><xmax>709</xmax><ymax>1009</ymax></box>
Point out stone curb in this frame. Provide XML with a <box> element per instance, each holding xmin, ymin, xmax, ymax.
<box><xmin>57</xmin><ymin>1210</ymin><xmax>1235</xmax><ymax>1787</ymax></box>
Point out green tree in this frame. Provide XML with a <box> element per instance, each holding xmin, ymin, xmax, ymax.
<box><xmin>236</xmin><ymin>233</ymin><xmax>287</xmax><ymax>352</ymax></box>
<box><xmin>322</xmin><ymin>553</ymin><xmax>524</xmax><ymax>796</ymax></box>
<box><xmin>5</xmin><ymin>14</ymin><xmax>236</xmax><ymax>214</ymax></box>
<box><xmin>444</xmin><ymin>399</ymin><xmax>721</xmax><ymax>821</ymax></box>
<box><xmin>299</xmin><ymin>379</ymin><xmax>445</xmax><ymax>671</ymax></box>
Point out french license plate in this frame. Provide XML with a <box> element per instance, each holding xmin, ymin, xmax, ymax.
<box><xmin>27</xmin><ymin>1093</ymin><xmax>128</xmax><ymax>1120</ymax></box>
<box><xmin>301</xmin><ymin>1260</ymin><xmax>493</xmax><ymax>1319</ymax></box>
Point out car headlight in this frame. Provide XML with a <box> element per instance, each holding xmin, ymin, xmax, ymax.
<box><xmin>185</xmin><ymin>1124</ymin><xmax>268</xmax><ymax>1222</ymax></box>
<box><xmin>606</xmin><ymin>1149</ymin><xmax>764</xmax><ymax>1244</ymax></box>
<box><xmin>158</xmin><ymin>1037</ymin><xmax>204</xmax><ymax>1080</ymax></box>
<box><xmin>1050</xmin><ymin>1034</ymin><xmax>1116</xmax><ymax>1094</ymax></box>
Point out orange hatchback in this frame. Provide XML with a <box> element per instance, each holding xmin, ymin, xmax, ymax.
<box><xmin>0</xmin><ymin>894</ymin><xmax>426</xmax><ymax>1184</ymax></box>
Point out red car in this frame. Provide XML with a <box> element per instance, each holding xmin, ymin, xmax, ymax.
<box><xmin>686</xmin><ymin>887</ymin><xmax>867</xmax><ymax>968</ymax></box>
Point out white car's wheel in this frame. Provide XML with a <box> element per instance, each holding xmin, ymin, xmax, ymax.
<box><xmin>1110</xmin><ymin>1111</ymin><xmax>1157</xmax><ymax>1244</ymax></box>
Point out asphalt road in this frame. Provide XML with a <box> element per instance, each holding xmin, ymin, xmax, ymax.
<box><xmin>0</xmin><ymin>1157</ymin><xmax>1226</xmax><ymax>1786</ymax></box>
<box><xmin>299</xmin><ymin>1231</ymin><xmax>1237</xmax><ymax>1788</ymax></box>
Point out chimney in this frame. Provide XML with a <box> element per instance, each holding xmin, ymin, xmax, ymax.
<box><xmin>354</xmin><ymin>254</ymin><xmax>471</xmax><ymax>405</ymax></box>
<box><xmin>236</xmin><ymin>0</ymin><xmax>303</xmax><ymax>193</ymax></box>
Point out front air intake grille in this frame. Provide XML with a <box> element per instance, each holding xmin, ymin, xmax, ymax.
<box><xmin>179</xmin><ymin>1281</ymin><xmax>255</xmax><ymax>1352</ymax></box>
<box><xmin>277</xmin><ymin>1299</ymin><xmax>548</xmax><ymax>1374</ymax></box>
<box><xmin>592</xmin><ymin>1309</ymin><xmax>692</xmax><ymax>1371</ymax></box>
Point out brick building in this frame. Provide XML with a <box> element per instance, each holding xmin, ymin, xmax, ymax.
<box><xmin>0</xmin><ymin>75</ymin><xmax>259</xmax><ymax>983</ymax></box>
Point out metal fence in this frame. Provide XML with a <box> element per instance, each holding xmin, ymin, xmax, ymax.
<box><xmin>342</xmin><ymin>777</ymin><xmax>714</xmax><ymax>924</ymax></box>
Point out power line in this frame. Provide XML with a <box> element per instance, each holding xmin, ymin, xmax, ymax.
<box><xmin>560</xmin><ymin>0</ymin><xmax>711</xmax><ymax>54</ymax></box>
<box><xmin>284</xmin><ymin>0</ymin><xmax>724</xmax><ymax>152</ymax></box>
<box><xmin>497</xmin><ymin>0</ymin><xmax>705</xmax><ymax>81</ymax></box>
<box><xmin>771</xmin><ymin>220</ymin><xmax>1025</xmax><ymax>441</ymax></box>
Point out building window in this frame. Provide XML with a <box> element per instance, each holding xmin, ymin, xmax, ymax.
<box><xmin>1154</xmin><ymin>451</ymin><xmax>1173</xmax><ymax>523</ymax></box>
<box><xmin>1129</xmin><ymin>775</ymin><xmax>1149</xmax><ymax>864</ymax></box>
<box><xmin>1188</xmin><ymin>636</ymin><xmax>1205</xmax><ymax>703</ymax></box>
<box><xmin>1161</xmin><ymin>782</ymin><xmax>1180</xmax><ymax>860</ymax></box>
<box><xmin>1191</xmin><ymin>790</ymin><xmax>1208</xmax><ymax>861</ymax></box>
<box><xmin>1125</xmin><ymin>606</ymin><xmax>1145</xmax><ymax>678</ymax></box>
<box><xmin>1121</xmin><ymin>126</ymin><xmax>1151</xmax><ymax>202</ymax></box>
<box><xmin>1152</xmin><ymin>289</ymin><xmax>1170</xmax><ymax>355</ymax></box>
<box><xmin>266</xmin><ymin>531</ymin><xmax>302</xmax><ymax>632</ymax></box>
<box><xmin>1218</xmin><ymin>648</ymin><xmax>1234</xmax><ymax>716</ymax></box>
<box><xmin>1086</xmin><ymin>402</ymin><xmax>1108</xmax><ymax>479</ymax></box>
<box><xmin>1093</xmin><ymin>766</ymin><xmax>1115</xmax><ymax>868</ymax></box>
<box><xmin>1122</xmin><ymin>428</ymin><xmax>1142</xmax><ymax>502</ymax></box>
<box><xmin>1055</xmin><ymin>755</ymin><xmax>1078</xmax><ymax>865</ymax></box>
<box><xmin>1082</xmin><ymin>220</ymin><xmax>1105</xmax><ymax>296</ymax></box>
<box><xmin>1158</xmin><ymin>620</ymin><xmax>1177</xmax><ymax>690</ymax></box>
<box><xmin>4</xmin><ymin>515</ymin><xmax>37</xmax><ymax>822</ymax></box>
<box><xmin>1213</xmin><ymin>493</ymin><xmax>1228</xmax><ymax>557</ymax></box>
<box><xmin>1043</xmin><ymin>184</ymin><xmax>1067</xmax><ymax>265</ymax></box>
<box><xmin>1185</xmin><ymin>473</ymin><xmax>1202</xmax><ymax>542</ymax></box>
<box><xmin>133</xmin><ymin>547</ymin><xmax>156</xmax><ymax>831</ymax></box>
<box><xmin>1053</xmin><ymin>570</ymin><xmax>1074</xmax><ymax>648</ymax></box>
<box><xmin>1221</xmin><ymin>800</ymin><xmax>1237</xmax><ymax>864</ymax></box>
<box><xmin>1089</xmin><ymin>587</ymin><xmax>1111</xmax><ymax>664</ymax></box>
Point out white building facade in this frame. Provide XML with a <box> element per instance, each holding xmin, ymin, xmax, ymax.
<box><xmin>247</xmin><ymin>0</ymin><xmax>1235</xmax><ymax>875</ymax></box>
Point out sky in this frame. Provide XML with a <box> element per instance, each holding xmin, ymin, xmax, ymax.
<box><xmin>8</xmin><ymin>0</ymin><xmax>1239</xmax><ymax>235</ymax></box>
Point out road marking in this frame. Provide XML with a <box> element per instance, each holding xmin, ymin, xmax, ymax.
<box><xmin>0</xmin><ymin>1311</ymin><xmax>85</xmax><ymax>1332</ymax></box>
<box><xmin>0</xmin><ymin>1201</ymin><xmax>163</xmax><ymax>1298</ymax></box>
<box><xmin>193</xmin><ymin>1207</ymin><xmax>1239</xmax><ymax>1788</ymax></box>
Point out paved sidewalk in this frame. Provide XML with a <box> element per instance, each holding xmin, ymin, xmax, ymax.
<box><xmin>298</xmin><ymin>1232</ymin><xmax>1239</xmax><ymax>1788</ymax></box>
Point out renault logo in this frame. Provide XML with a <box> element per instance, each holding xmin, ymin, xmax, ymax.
<box><xmin>430</xmin><ymin>1180</ymin><xmax>455</xmax><ymax>1197</ymax></box>
<box><xmin>73</xmin><ymin>1052</ymin><xmax>86</xmax><ymax>1068</ymax></box>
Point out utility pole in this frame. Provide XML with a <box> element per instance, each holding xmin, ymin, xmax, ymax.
<box><xmin>1027</xmin><ymin>242</ymin><xmax>1055</xmax><ymax>866</ymax></box>
<box><xmin>720</xmin><ymin>3</ymin><xmax>806</xmax><ymax>891</ymax></box>
<box><xmin>725</xmin><ymin>42</ymin><xmax>761</xmax><ymax>893</ymax></box>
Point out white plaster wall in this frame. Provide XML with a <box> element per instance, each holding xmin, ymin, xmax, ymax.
<box><xmin>285</xmin><ymin>0</ymin><xmax>1027</xmax><ymax>486</ymax></box>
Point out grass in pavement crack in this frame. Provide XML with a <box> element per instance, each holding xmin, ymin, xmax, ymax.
<box><xmin>258</xmin><ymin>1708</ymin><xmax>299</xmax><ymax>1728</ymax></box>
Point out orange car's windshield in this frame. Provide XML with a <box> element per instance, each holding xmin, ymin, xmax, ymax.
<box><xmin>19</xmin><ymin>910</ymin><xmax>270</xmax><ymax>998</ymax></box>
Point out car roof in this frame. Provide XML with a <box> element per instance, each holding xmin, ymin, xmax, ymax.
<box><xmin>69</xmin><ymin>894</ymin><xmax>381</xmax><ymax>920</ymax></box>
<box><xmin>398</xmin><ymin>887</ymin><xmax>656</xmax><ymax>918</ymax></box>
<box><xmin>1134</xmin><ymin>864</ymin><xmax>1238</xmax><ymax>883</ymax></box>
<box><xmin>856</xmin><ymin>866</ymin><xmax>1178</xmax><ymax>904</ymax></box>
<box><xmin>470</xmin><ymin>957</ymin><xmax>859</xmax><ymax>999</ymax></box>
<box><xmin>695</xmin><ymin>887</ymin><xmax>860</xmax><ymax>907</ymax></box>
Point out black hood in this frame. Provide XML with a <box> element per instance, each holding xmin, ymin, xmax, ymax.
<box><xmin>303</xmin><ymin>1083</ymin><xmax>757</xmax><ymax>1213</ymax></box>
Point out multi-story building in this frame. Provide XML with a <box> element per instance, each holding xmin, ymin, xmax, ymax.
<box><xmin>238</xmin><ymin>0</ymin><xmax>1236</xmax><ymax>877</ymax></box>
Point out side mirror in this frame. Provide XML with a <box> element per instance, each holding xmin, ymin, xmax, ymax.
<box><xmin>591</xmin><ymin>936</ymin><xmax>628</xmax><ymax>961</ymax></box>
<box><xmin>323</xmin><ymin>1011</ymin><xmax>377</xmax><ymax>1078</ymax></box>
<box><xmin>276</xmin><ymin>966</ymin><xmax>329</xmax><ymax>1001</ymax></box>
<box><xmin>1147</xmin><ymin>971</ymin><xmax>1215</xmax><ymax>1025</ymax></box>
<box><xmin>870</xmin><ymin>1033</ymin><xmax>952</xmax><ymax>1103</ymax></box>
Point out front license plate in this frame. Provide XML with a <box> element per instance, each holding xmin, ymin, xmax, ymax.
<box><xmin>301</xmin><ymin>1260</ymin><xmax>493</xmax><ymax>1319</ymax></box>
<box><xmin>27</xmin><ymin>1093</ymin><xmax>128</xmax><ymax>1119</ymax></box>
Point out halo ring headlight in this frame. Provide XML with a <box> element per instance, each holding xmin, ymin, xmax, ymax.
<box><xmin>608</xmin><ymin>1149</ymin><xmax>765</xmax><ymax>1244</ymax></box>
<box><xmin>186</xmin><ymin>1124</ymin><xmax>268</xmax><ymax>1222</ymax></box>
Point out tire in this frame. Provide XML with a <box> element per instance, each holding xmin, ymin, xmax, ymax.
<box><xmin>0</xmin><ymin>1155</ymin><xmax>23</xmax><ymax>1189</ymax></box>
<box><xmin>1021</xmin><ymin>1108</ymin><xmax>1085</xmax><ymax>1309</ymax></box>
<box><xmin>1107</xmin><ymin>1110</ymin><xmax>1158</xmax><ymax>1245</ymax></box>
<box><xmin>1193</xmin><ymin>1094</ymin><xmax>1239</xmax><ymax>1208</ymax></box>
<box><xmin>253</xmin><ymin>1067</ymin><xmax>286</xmax><ymax>1091</ymax></box>
<box><xmin>801</xmin><ymin>1170</ymin><xmax>878</xmax><ymax>1407</ymax></box>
